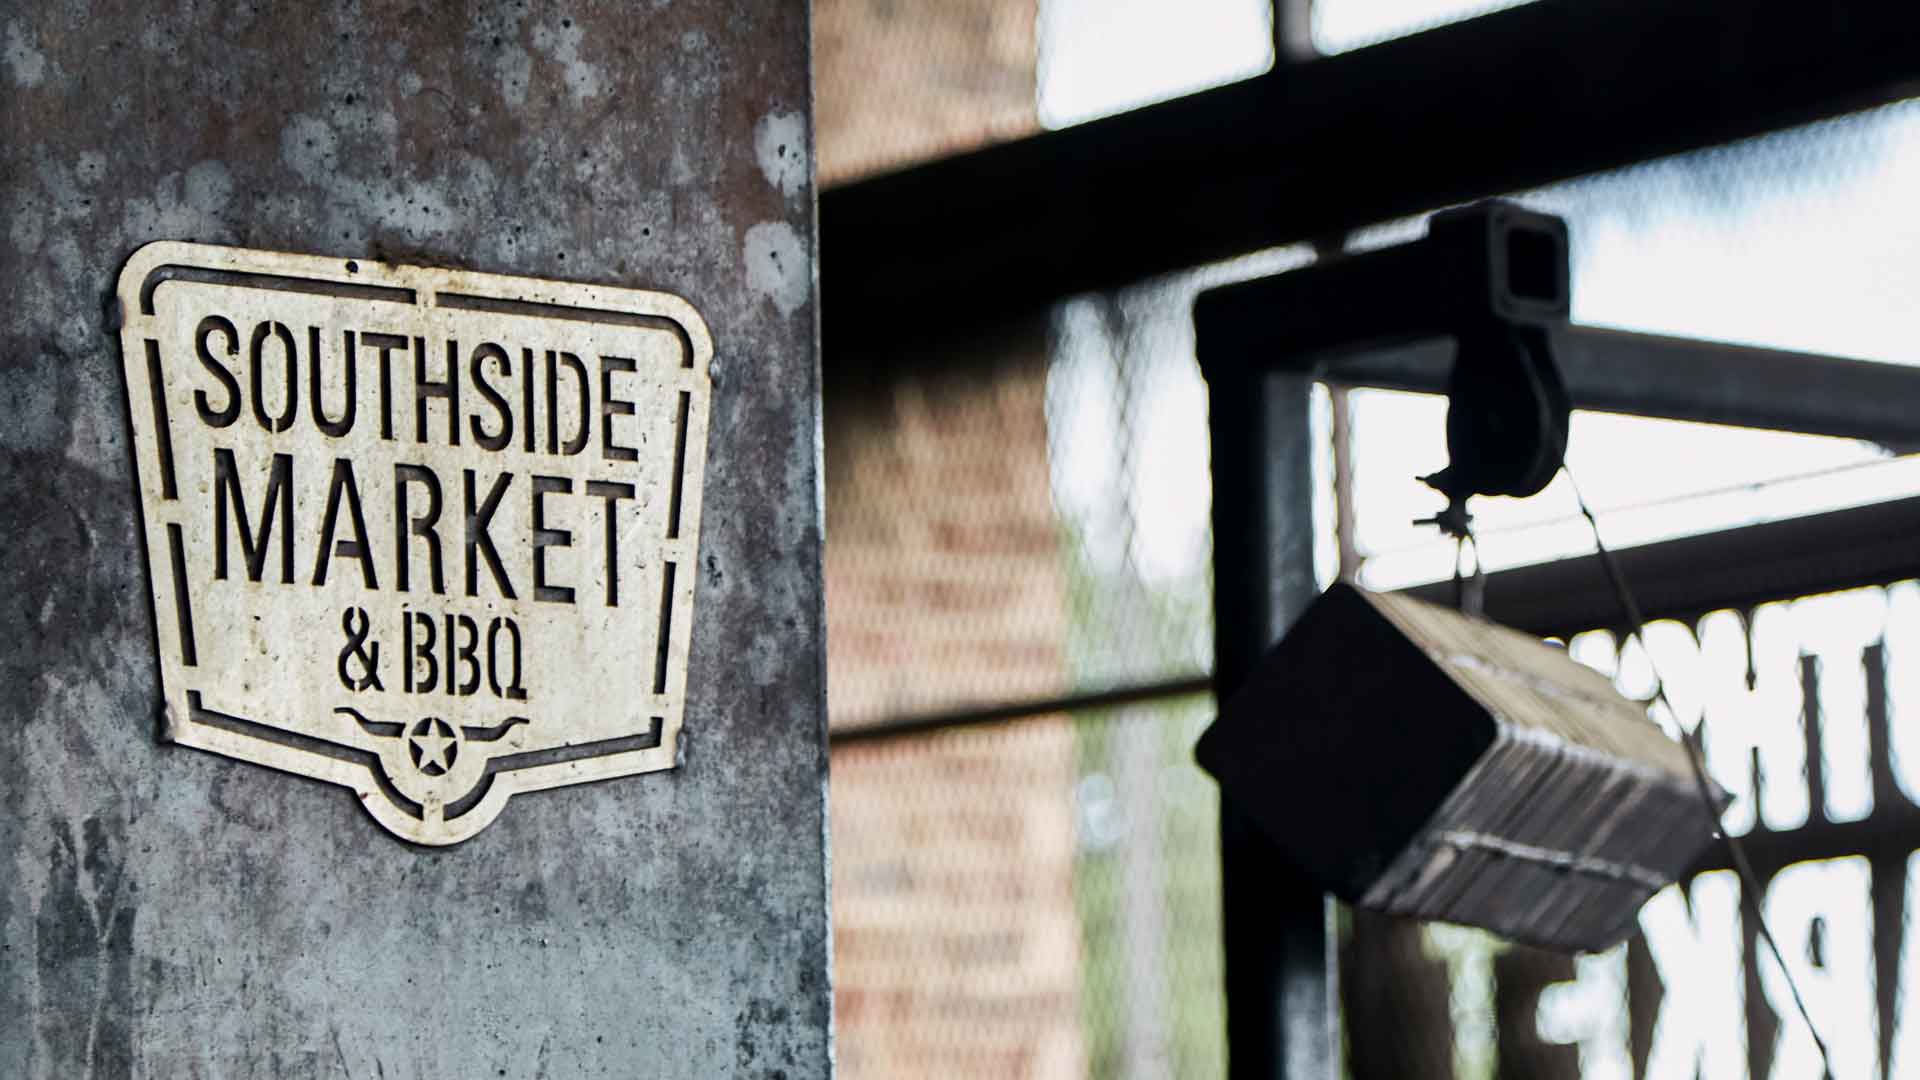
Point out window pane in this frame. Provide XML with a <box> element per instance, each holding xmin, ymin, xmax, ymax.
<box><xmin>1311</xmin><ymin>0</ymin><xmax>1538</xmax><ymax>55</ymax></box>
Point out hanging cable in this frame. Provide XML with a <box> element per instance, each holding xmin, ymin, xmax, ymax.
<box><xmin>1445</xmin><ymin>528</ymin><xmax>1487</xmax><ymax>619</ymax></box>
<box><xmin>1563</xmin><ymin>464</ymin><xmax>1835</xmax><ymax>1080</ymax></box>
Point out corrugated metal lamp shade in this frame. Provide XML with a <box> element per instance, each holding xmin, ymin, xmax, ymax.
<box><xmin>1196</xmin><ymin>584</ymin><xmax>1727</xmax><ymax>952</ymax></box>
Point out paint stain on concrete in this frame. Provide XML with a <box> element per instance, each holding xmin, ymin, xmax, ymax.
<box><xmin>530</xmin><ymin>20</ymin><xmax>605</xmax><ymax>103</ymax></box>
<box><xmin>497</xmin><ymin>43</ymin><xmax>533</xmax><ymax>107</ymax></box>
<box><xmin>117</xmin><ymin>162</ymin><xmax>236</xmax><ymax>248</ymax></box>
<box><xmin>4</xmin><ymin>25</ymin><xmax>47</xmax><ymax>88</ymax></box>
<box><xmin>279</xmin><ymin>116</ymin><xmax>339</xmax><ymax>179</ymax></box>
<box><xmin>754</xmin><ymin>111</ymin><xmax>807</xmax><ymax>199</ymax></box>
<box><xmin>743</xmin><ymin>221</ymin><xmax>809</xmax><ymax>317</ymax></box>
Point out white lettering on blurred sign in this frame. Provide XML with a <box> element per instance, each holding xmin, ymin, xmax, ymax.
<box><xmin>117</xmin><ymin>243</ymin><xmax>713</xmax><ymax>844</ymax></box>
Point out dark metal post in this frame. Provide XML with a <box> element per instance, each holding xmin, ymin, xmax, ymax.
<box><xmin>1197</xmin><ymin>202</ymin><xmax>1566</xmax><ymax>1078</ymax></box>
<box><xmin>1204</xmin><ymin>336</ymin><xmax>1336</xmax><ymax>1077</ymax></box>
<box><xmin>1271</xmin><ymin>0</ymin><xmax>1317</xmax><ymax>65</ymax></box>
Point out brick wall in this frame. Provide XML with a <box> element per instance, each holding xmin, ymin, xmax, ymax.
<box><xmin>832</xmin><ymin>720</ymin><xmax>1084</xmax><ymax>1077</ymax></box>
<box><xmin>815</xmin><ymin>0</ymin><xmax>1042</xmax><ymax>185</ymax></box>
<box><xmin>814</xmin><ymin>4</ymin><xmax>1085</xmax><ymax>1074</ymax></box>
<box><xmin>824</xmin><ymin>346</ymin><xmax>1086</xmax><ymax>1079</ymax></box>
<box><xmin>825</xmin><ymin>347</ymin><xmax>1070</xmax><ymax>725</ymax></box>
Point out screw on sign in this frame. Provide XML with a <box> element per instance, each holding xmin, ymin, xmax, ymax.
<box><xmin>118</xmin><ymin>242</ymin><xmax>714</xmax><ymax>844</ymax></box>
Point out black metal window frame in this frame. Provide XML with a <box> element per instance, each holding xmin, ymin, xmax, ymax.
<box><xmin>825</xmin><ymin>0</ymin><xmax>1920</xmax><ymax>745</ymax></box>
<box><xmin>820</xmin><ymin>2</ymin><xmax>1920</xmax><ymax>1078</ymax></box>
<box><xmin>1199</xmin><ymin>229</ymin><xmax>1920</xmax><ymax>1077</ymax></box>
<box><xmin>822</xmin><ymin>0</ymin><xmax>1920</xmax><ymax>362</ymax></box>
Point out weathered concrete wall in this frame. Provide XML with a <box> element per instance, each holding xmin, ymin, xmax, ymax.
<box><xmin>0</xmin><ymin>2</ymin><xmax>829</xmax><ymax>1076</ymax></box>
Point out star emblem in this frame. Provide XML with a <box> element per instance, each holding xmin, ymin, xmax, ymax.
<box><xmin>408</xmin><ymin>718</ymin><xmax>459</xmax><ymax>776</ymax></box>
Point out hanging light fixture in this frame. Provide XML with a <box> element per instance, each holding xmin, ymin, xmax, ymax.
<box><xmin>1196</xmin><ymin>582</ymin><xmax>1726</xmax><ymax>952</ymax></box>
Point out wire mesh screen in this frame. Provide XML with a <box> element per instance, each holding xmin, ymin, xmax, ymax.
<box><xmin>818</xmin><ymin>3</ymin><xmax>1920</xmax><ymax>1078</ymax></box>
<box><xmin>824</xmin><ymin>330</ymin><xmax>1072</xmax><ymax>728</ymax></box>
<box><xmin>819</xmin><ymin>261</ymin><xmax>1302</xmax><ymax>1078</ymax></box>
<box><xmin>830</xmin><ymin>698</ymin><xmax>1224</xmax><ymax>1078</ymax></box>
<box><xmin>814</xmin><ymin>13</ymin><xmax>1258</xmax><ymax>1070</ymax></box>
<box><xmin>815</xmin><ymin>0</ymin><xmax>1041</xmax><ymax>186</ymax></box>
<box><xmin>824</xmin><ymin>247</ymin><xmax>1315</xmax><ymax>732</ymax></box>
<box><xmin>1047</xmin><ymin>248</ymin><xmax>1319</xmax><ymax>702</ymax></box>
<box><xmin>822</xmin><ymin>104</ymin><xmax>1920</xmax><ymax>1080</ymax></box>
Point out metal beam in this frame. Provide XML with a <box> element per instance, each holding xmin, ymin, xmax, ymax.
<box><xmin>1406</xmin><ymin>495</ymin><xmax>1920</xmax><ymax>638</ymax></box>
<box><xmin>1330</xmin><ymin>327</ymin><xmax>1920</xmax><ymax>449</ymax></box>
<box><xmin>1207</xmin><ymin>359</ymin><xmax>1336</xmax><ymax>1078</ymax></box>
<box><xmin>832</xmin><ymin>491</ymin><xmax>1920</xmax><ymax>738</ymax></box>
<box><xmin>827</xmin><ymin>674</ymin><xmax>1213</xmax><ymax>745</ymax></box>
<box><xmin>822</xmin><ymin>0</ymin><xmax>1920</xmax><ymax>355</ymax></box>
<box><xmin>1687</xmin><ymin>806</ymin><xmax>1920</xmax><ymax>879</ymax></box>
<box><xmin>1272</xmin><ymin>0</ymin><xmax>1316</xmax><ymax>64</ymax></box>
<box><xmin>1194</xmin><ymin>198</ymin><xmax>1920</xmax><ymax>449</ymax></box>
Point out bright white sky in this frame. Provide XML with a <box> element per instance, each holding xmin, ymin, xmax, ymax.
<box><xmin>1309</xmin><ymin>0</ymin><xmax>1536</xmax><ymax>53</ymax></box>
<box><xmin>1037</xmin><ymin>2</ymin><xmax>1920</xmax><ymax>1075</ymax></box>
<box><xmin>1037</xmin><ymin>0</ymin><xmax>1271</xmax><ymax>127</ymax></box>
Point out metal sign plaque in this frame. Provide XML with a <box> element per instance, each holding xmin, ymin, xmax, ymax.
<box><xmin>116</xmin><ymin>242</ymin><xmax>713</xmax><ymax>845</ymax></box>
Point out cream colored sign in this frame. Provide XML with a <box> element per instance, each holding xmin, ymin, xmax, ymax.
<box><xmin>117</xmin><ymin>242</ymin><xmax>712</xmax><ymax>845</ymax></box>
